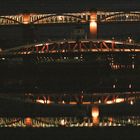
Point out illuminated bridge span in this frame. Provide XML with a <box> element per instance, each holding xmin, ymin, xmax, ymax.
<box><xmin>0</xmin><ymin>11</ymin><xmax>140</xmax><ymax>25</ymax></box>
<box><xmin>0</xmin><ymin>92</ymin><xmax>139</xmax><ymax>106</ymax></box>
<box><xmin>1</xmin><ymin>39</ymin><xmax>140</xmax><ymax>55</ymax></box>
<box><xmin>1</xmin><ymin>116</ymin><xmax>140</xmax><ymax>127</ymax></box>
<box><xmin>24</xmin><ymin>92</ymin><xmax>139</xmax><ymax>105</ymax></box>
<box><xmin>1</xmin><ymin>11</ymin><xmax>140</xmax><ymax>38</ymax></box>
<box><xmin>1</xmin><ymin>39</ymin><xmax>140</xmax><ymax>70</ymax></box>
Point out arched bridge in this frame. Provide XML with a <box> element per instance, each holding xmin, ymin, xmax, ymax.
<box><xmin>0</xmin><ymin>39</ymin><xmax>140</xmax><ymax>71</ymax></box>
<box><xmin>0</xmin><ymin>11</ymin><xmax>140</xmax><ymax>25</ymax></box>
<box><xmin>1</xmin><ymin>39</ymin><xmax>140</xmax><ymax>55</ymax></box>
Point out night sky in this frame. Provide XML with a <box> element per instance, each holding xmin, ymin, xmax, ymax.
<box><xmin>0</xmin><ymin>0</ymin><xmax>140</xmax><ymax>15</ymax></box>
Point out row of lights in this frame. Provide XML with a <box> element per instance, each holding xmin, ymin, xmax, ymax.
<box><xmin>35</xmin><ymin>97</ymin><xmax>134</xmax><ymax>106</ymax></box>
<box><xmin>112</xmin><ymin>84</ymin><xmax>132</xmax><ymax>89</ymax></box>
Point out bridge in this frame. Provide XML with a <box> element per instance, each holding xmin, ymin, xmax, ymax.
<box><xmin>1</xmin><ymin>39</ymin><xmax>140</xmax><ymax>54</ymax></box>
<box><xmin>0</xmin><ymin>90</ymin><xmax>140</xmax><ymax>127</ymax></box>
<box><xmin>0</xmin><ymin>11</ymin><xmax>140</xmax><ymax>38</ymax></box>
<box><xmin>24</xmin><ymin>91</ymin><xmax>140</xmax><ymax>106</ymax></box>
<box><xmin>0</xmin><ymin>91</ymin><xmax>139</xmax><ymax>105</ymax></box>
<box><xmin>0</xmin><ymin>116</ymin><xmax>140</xmax><ymax>127</ymax></box>
<box><xmin>1</xmin><ymin>11</ymin><xmax>140</xmax><ymax>25</ymax></box>
<box><xmin>0</xmin><ymin>91</ymin><xmax>140</xmax><ymax>128</ymax></box>
<box><xmin>0</xmin><ymin>39</ymin><xmax>139</xmax><ymax>70</ymax></box>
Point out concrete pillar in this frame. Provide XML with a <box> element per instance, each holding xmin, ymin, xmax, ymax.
<box><xmin>89</xmin><ymin>11</ymin><xmax>97</xmax><ymax>39</ymax></box>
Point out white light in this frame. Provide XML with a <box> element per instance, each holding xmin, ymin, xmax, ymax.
<box><xmin>106</xmin><ymin>100</ymin><xmax>114</xmax><ymax>104</ymax></box>
<box><xmin>23</xmin><ymin>21</ymin><xmax>29</xmax><ymax>24</ymax></box>
<box><xmin>35</xmin><ymin>44</ymin><xmax>43</xmax><ymax>47</ymax></box>
<box><xmin>60</xmin><ymin>119</ymin><xmax>65</xmax><ymax>126</ymax></box>
<box><xmin>128</xmin><ymin>118</ymin><xmax>131</xmax><ymax>123</ymax></box>
<box><xmin>130</xmin><ymin>100</ymin><xmax>134</xmax><ymax>105</ymax></box>
<box><xmin>113</xmin><ymin>84</ymin><xmax>116</xmax><ymax>88</ymax></box>
<box><xmin>132</xmin><ymin>64</ymin><xmax>135</xmax><ymax>69</ymax></box>
<box><xmin>98</xmin><ymin>100</ymin><xmax>101</xmax><ymax>104</ymax></box>
<box><xmin>92</xmin><ymin>106</ymin><xmax>99</xmax><ymax>118</ymax></box>
<box><xmin>46</xmin><ymin>99</ymin><xmax>51</xmax><ymax>104</ymax></box>
<box><xmin>115</xmin><ymin>98</ymin><xmax>124</xmax><ymax>103</ymax></box>
<box><xmin>58</xmin><ymin>16</ymin><xmax>63</xmax><ymax>21</ymax></box>
<box><xmin>90</xmin><ymin>21</ymin><xmax>97</xmax><ymax>28</ymax></box>
<box><xmin>129</xmin><ymin>39</ymin><xmax>132</xmax><ymax>43</ymax></box>
<box><xmin>75</xmin><ymin>57</ymin><xmax>79</xmax><ymax>59</ymax></box>
<box><xmin>36</xmin><ymin>99</ymin><xmax>45</xmax><ymax>104</ymax></box>
<box><xmin>104</xmin><ymin>40</ymin><xmax>113</xmax><ymax>43</ymax></box>
<box><xmin>62</xmin><ymin>100</ymin><xmax>65</xmax><ymax>104</ymax></box>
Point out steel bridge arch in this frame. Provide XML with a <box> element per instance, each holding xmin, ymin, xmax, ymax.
<box><xmin>0</xmin><ymin>118</ymin><xmax>22</xmax><ymax>126</ymax></box>
<box><xmin>0</xmin><ymin>16</ymin><xmax>23</xmax><ymax>25</ymax></box>
<box><xmin>2</xmin><ymin>40</ymin><xmax>140</xmax><ymax>55</ymax></box>
<box><xmin>101</xmin><ymin>12</ymin><xmax>140</xmax><ymax>22</ymax></box>
<box><xmin>31</xmin><ymin>14</ymin><xmax>88</xmax><ymax>24</ymax></box>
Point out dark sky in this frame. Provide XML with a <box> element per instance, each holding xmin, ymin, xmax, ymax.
<box><xmin>0</xmin><ymin>0</ymin><xmax>140</xmax><ymax>15</ymax></box>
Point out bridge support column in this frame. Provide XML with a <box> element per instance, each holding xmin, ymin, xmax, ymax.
<box><xmin>23</xmin><ymin>14</ymin><xmax>30</xmax><ymax>24</ymax></box>
<box><xmin>89</xmin><ymin>11</ymin><xmax>97</xmax><ymax>39</ymax></box>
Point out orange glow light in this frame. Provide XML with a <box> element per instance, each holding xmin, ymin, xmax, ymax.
<box><xmin>92</xmin><ymin>117</ymin><xmax>99</xmax><ymax>125</ymax></box>
<box><xmin>90</xmin><ymin>21</ymin><xmax>97</xmax><ymax>37</ymax></box>
<box><xmin>108</xmin><ymin>117</ymin><xmax>113</xmax><ymax>122</ymax></box>
<box><xmin>23</xmin><ymin>14</ymin><xmax>30</xmax><ymax>24</ymax></box>
<box><xmin>69</xmin><ymin>102</ymin><xmax>77</xmax><ymax>105</ymax></box>
<box><xmin>92</xmin><ymin>106</ymin><xmax>99</xmax><ymax>125</ymax></box>
<box><xmin>92</xmin><ymin>106</ymin><xmax>99</xmax><ymax>118</ymax></box>
<box><xmin>90</xmin><ymin>12</ymin><xmax>97</xmax><ymax>38</ymax></box>
<box><xmin>25</xmin><ymin>117</ymin><xmax>32</xmax><ymax>126</ymax></box>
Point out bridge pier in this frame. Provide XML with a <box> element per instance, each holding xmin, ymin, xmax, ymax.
<box><xmin>23</xmin><ymin>14</ymin><xmax>30</xmax><ymax>24</ymax></box>
<box><xmin>89</xmin><ymin>11</ymin><xmax>97</xmax><ymax>39</ymax></box>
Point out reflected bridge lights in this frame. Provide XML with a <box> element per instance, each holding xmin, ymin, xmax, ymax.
<box><xmin>25</xmin><ymin>117</ymin><xmax>32</xmax><ymax>127</ymax></box>
<box><xmin>130</xmin><ymin>100</ymin><xmax>134</xmax><ymax>105</ymax></box>
<box><xmin>25</xmin><ymin>92</ymin><xmax>139</xmax><ymax>106</ymax></box>
<box><xmin>127</xmin><ymin>37</ymin><xmax>134</xmax><ymax>43</ymax></box>
<box><xmin>92</xmin><ymin>106</ymin><xmax>99</xmax><ymax>125</ymax></box>
<box><xmin>36</xmin><ymin>96</ymin><xmax>51</xmax><ymax>104</ymax></box>
<box><xmin>106</xmin><ymin>98</ymin><xmax>125</xmax><ymax>104</ymax></box>
<box><xmin>60</xmin><ymin>119</ymin><xmax>66</xmax><ymax>126</ymax></box>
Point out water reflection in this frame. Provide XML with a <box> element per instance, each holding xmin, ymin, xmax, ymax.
<box><xmin>0</xmin><ymin>116</ymin><xmax>140</xmax><ymax>128</ymax></box>
<box><xmin>2</xmin><ymin>92</ymin><xmax>137</xmax><ymax>106</ymax></box>
<box><xmin>92</xmin><ymin>106</ymin><xmax>99</xmax><ymax>125</ymax></box>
